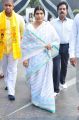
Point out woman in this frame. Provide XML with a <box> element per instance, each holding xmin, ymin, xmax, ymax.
<box><xmin>22</xmin><ymin>6</ymin><xmax>60</xmax><ymax>113</ymax></box>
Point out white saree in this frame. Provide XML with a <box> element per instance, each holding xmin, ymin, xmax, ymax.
<box><xmin>22</xmin><ymin>21</ymin><xmax>60</xmax><ymax>113</ymax></box>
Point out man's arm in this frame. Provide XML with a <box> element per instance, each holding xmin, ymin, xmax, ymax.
<box><xmin>19</xmin><ymin>15</ymin><xmax>25</xmax><ymax>40</ymax></box>
<box><xmin>69</xmin><ymin>15</ymin><xmax>78</xmax><ymax>66</ymax></box>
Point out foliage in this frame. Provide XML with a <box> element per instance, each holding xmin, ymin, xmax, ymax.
<box><xmin>73</xmin><ymin>9</ymin><xmax>79</xmax><ymax>14</ymax></box>
<box><xmin>29</xmin><ymin>0</ymin><xmax>40</xmax><ymax>7</ymax></box>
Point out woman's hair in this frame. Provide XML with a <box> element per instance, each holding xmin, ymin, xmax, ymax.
<box><xmin>34</xmin><ymin>6</ymin><xmax>45</xmax><ymax>16</ymax></box>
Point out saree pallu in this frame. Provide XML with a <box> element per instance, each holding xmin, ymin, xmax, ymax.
<box><xmin>22</xmin><ymin>29</ymin><xmax>59</xmax><ymax>113</ymax></box>
<box><xmin>22</xmin><ymin>29</ymin><xmax>59</xmax><ymax>79</ymax></box>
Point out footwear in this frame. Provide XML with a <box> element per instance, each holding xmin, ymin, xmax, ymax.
<box><xmin>5</xmin><ymin>87</ymin><xmax>8</xmax><ymax>90</ymax></box>
<box><xmin>54</xmin><ymin>92</ymin><xmax>59</xmax><ymax>97</ymax></box>
<box><xmin>0</xmin><ymin>74</ymin><xmax>4</xmax><ymax>79</ymax></box>
<box><xmin>8</xmin><ymin>95</ymin><xmax>15</xmax><ymax>101</ymax></box>
<box><xmin>60</xmin><ymin>83</ymin><xmax>67</xmax><ymax>90</ymax></box>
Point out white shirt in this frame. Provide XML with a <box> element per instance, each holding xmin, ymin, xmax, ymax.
<box><xmin>69</xmin><ymin>14</ymin><xmax>79</xmax><ymax>58</ymax></box>
<box><xmin>50</xmin><ymin>17</ymin><xmax>73</xmax><ymax>44</ymax></box>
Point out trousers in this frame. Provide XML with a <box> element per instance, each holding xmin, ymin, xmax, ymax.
<box><xmin>2</xmin><ymin>54</ymin><xmax>18</xmax><ymax>95</ymax></box>
<box><xmin>53</xmin><ymin>43</ymin><xmax>69</xmax><ymax>93</ymax></box>
<box><xmin>0</xmin><ymin>60</ymin><xmax>3</xmax><ymax>74</ymax></box>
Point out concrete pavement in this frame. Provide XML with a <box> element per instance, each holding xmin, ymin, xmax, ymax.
<box><xmin>0</xmin><ymin>61</ymin><xmax>79</xmax><ymax>120</ymax></box>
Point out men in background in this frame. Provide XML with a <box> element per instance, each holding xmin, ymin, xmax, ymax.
<box><xmin>51</xmin><ymin>1</ymin><xmax>73</xmax><ymax>96</ymax></box>
<box><xmin>69</xmin><ymin>13</ymin><xmax>79</xmax><ymax>109</ymax></box>
<box><xmin>0</xmin><ymin>0</ymin><xmax>25</xmax><ymax>100</ymax></box>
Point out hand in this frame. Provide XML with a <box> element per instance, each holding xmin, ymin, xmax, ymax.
<box><xmin>23</xmin><ymin>60</ymin><xmax>29</xmax><ymax>67</ymax></box>
<box><xmin>70</xmin><ymin>58</ymin><xmax>77</xmax><ymax>67</ymax></box>
<box><xmin>45</xmin><ymin>44</ymin><xmax>52</xmax><ymax>50</ymax></box>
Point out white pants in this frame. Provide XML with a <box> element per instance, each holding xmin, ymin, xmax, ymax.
<box><xmin>0</xmin><ymin>60</ymin><xmax>3</xmax><ymax>74</ymax></box>
<box><xmin>3</xmin><ymin>54</ymin><xmax>18</xmax><ymax>96</ymax></box>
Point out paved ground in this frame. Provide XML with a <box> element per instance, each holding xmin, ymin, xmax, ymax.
<box><xmin>0</xmin><ymin>61</ymin><xmax>79</xmax><ymax>120</ymax></box>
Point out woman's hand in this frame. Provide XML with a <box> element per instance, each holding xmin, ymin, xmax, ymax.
<box><xmin>23</xmin><ymin>60</ymin><xmax>29</xmax><ymax>67</ymax></box>
<box><xmin>45</xmin><ymin>44</ymin><xmax>52</xmax><ymax>50</ymax></box>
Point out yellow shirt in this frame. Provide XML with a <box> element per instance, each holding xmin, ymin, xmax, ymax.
<box><xmin>4</xmin><ymin>14</ymin><xmax>25</xmax><ymax>54</ymax></box>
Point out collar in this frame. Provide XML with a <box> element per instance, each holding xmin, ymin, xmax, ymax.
<box><xmin>57</xmin><ymin>17</ymin><xmax>67</xmax><ymax>21</ymax></box>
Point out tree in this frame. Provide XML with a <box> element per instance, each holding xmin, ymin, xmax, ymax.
<box><xmin>29</xmin><ymin>0</ymin><xmax>40</xmax><ymax>7</ymax></box>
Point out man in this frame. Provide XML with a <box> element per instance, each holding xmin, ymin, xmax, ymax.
<box><xmin>51</xmin><ymin>1</ymin><xmax>73</xmax><ymax>96</ymax></box>
<box><xmin>0</xmin><ymin>0</ymin><xmax>25</xmax><ymax>100</ymax></box>
<box><xmin>69</xmin><ymin>13</ymin><xmax>79</xmax><ymax>110</ymax></box>
<box><xmin>69</xmin><ymin>13</ymin><xmax>79</xmax><ymax>67</ymax></box>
